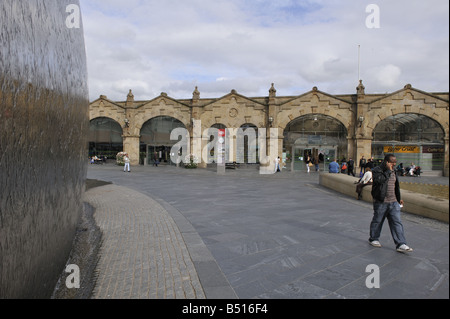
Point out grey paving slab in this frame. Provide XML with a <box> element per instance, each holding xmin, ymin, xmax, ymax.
<box><xmin>87</xmin><ymin>164</ymin><xmax>449</xmax><ymax>299</ymax></box>
<box><xmin>83</xmin><ymin>184</ymin><xmax>209</xmax><ymax>299</ymax></box>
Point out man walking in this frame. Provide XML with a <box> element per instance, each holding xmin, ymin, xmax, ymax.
<box><xmin>369</xmin><ymin>154</ymin><xmax>413</xmax><ymax>253</ymax></box>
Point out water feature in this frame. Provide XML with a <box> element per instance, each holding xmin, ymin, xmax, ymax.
<box><xmin>0</xmin><ymin>0</ymin><xmax>89</xmax><ymax>298</ymax></box>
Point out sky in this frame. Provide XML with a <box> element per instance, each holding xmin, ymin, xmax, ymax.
<box><xmin>79</xmin><ymin>0</ymin><xmax>449</xmax><ymax>102</ymax></box>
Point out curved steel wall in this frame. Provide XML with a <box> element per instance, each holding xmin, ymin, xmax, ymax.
<box><xmin>0</xmin><ymin>0</ymin><xmax>89</xmax><ymax>298</ymax></box>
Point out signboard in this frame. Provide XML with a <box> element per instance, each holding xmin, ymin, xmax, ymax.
<box><xmin>217</xmin><ymin>129</ymin><xmax>226</xmax><ymax>164</ymax></box>
<box><xmin>422</xmin><ymin>146</ymin><xmax>444</xmax><ymax>153</ymax></box>
<box><xmin>308</xmin><ymin>135</ymin><xmax>322</xmax><ymax>144</ymax></box>
<box><xmin>383</xmin><ymin>145</ymin><xmax>420</xmax><ymax>154</ymax></box>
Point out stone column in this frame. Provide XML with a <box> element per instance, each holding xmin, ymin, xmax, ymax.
<box><xmin>355</xmin><ymin>80</ymin><xmax>371</xmax><ymax>171</ymax></box>
<box><xmin>123</xmin><ymin>135</ymin><xmax>140</xmax><ymax>166</ymax></box>
<box><xmin>268</xmin><ymin>83</ymin><xmax>281</xmax><ymax>158</ymax></box>
<box><xmin>444</xmin><ymin>136</ymin><xmax>449</xmax><ymax>177</ymax></box>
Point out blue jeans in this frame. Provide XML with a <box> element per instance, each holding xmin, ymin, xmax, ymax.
<box><xmin>369</xmin><ymin>201</ymin><xmax>406</xmax><ymax>248</ymax></box>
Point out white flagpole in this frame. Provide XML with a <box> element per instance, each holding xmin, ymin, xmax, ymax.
<box><xmin>358</xmin><ymin>44</ymin><xmax>361</xmax><ymax>81</ymax></box>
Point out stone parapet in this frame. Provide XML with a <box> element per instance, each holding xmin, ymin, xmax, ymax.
<box><xmin>319</xmin><ymin>173</ymin><xmax>449</xmax><ymax>223</ymax></box>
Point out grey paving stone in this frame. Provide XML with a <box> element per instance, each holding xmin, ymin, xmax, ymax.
<box><xmin>87</xmin><ymin>164</ymin><xmax>449</xmax><ymax>299</ymax></box>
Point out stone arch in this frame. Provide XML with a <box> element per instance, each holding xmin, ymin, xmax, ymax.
<box><xmin>364</xmin><ymin>87</ymin><xmax>449</xmax><ymax>140</ymax></box>
<box><xmin>284</xmin><ymin>113</ymin><xmax>349</xmax><ymax>171</ymax></box>
<box><xmin>372</xmin><ymin>112</ymin><xmax>446</xmax><ymax>140</ymax></box>
<box><xmin>134</xmin><ymin>101</ymin><xmax>191</xmax><ymax>137</ymax></box>
<box><xmin>139</xmin><ymin>115</ymin><xmax>188</xmax><ymax>165</ymax></box>
<box><xmin>276</xmin><ymin>91</ymin><xmax>354</xmax><ymax>134</ymax></box>
<box><xmin>201</xmin><ymin>93</ymin><xmax>267</xmax><ymax>131</ymax></box>
<box><xmin>89</xmin><ymin>100</ymin><xmax>125</xmax><ymax>126</ymax></box>
<box><xmin>88</xmin><ymin>116</ymin><xmax>124</xmax><ymax>157</ymax></box>
<box><xmin>371</xmin><ymin>113</ymin><xmax>446</xmax><ymax>172</ymax></box>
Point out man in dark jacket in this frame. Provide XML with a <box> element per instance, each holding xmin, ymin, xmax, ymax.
<box><xmin>369</xmin><ymin>154</ymin><xmax>413</xmax><ymax>253</ymax></box>
<box><xmin>347</xmin><ymin>158</ymin><xmax>355</xmax><ymax>176</ymax></box>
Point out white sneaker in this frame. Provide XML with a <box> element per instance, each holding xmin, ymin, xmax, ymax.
<box><xmin>369</xmin><ymin>240</ymin><xmax>382</xmax><ymax>248</ymax></box>
<box><xmin>396</xmin><ymin>244</ymin><xmax>413</xmax><ymax>253</ymax></box>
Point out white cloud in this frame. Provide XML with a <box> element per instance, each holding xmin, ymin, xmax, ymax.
<box><xmin>79</xmin><ymin>0</ymin><xmax>449</xmax><ymax>101</ymax></box>
<box><xmin>372</xmin><ymin>64</ymin><xmax>402</xmax><ymax>89</ymax></box>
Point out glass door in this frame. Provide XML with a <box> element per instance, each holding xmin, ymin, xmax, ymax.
<box><xmin>292</xmin><ymin>147</ymin><xmax>312</xmax><ymax>171</ymax></box>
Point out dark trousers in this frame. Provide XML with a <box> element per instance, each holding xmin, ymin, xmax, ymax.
<box><xmin>347</xmin><ymin>167</ymin><xmax>355</xmax><ymax>176</ymax></box>
<box><xmin>356</xmin><ymin>182</ymin><xmax>372</xmax><ymax>198</ymax></box>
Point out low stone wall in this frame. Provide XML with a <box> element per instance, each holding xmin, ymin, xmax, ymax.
<box><xmin>319</xmin><ymin>173</ymin><xmax>449</xmax><ymax>223</ymax></box>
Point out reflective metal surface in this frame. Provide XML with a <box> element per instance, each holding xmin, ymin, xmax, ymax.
<box><xmin>1</xmin><ymin>0</ymin><xmax>89</xmax><ymax>298</ymax></box>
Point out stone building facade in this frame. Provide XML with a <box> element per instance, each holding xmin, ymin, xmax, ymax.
<box><xmin>89</xmin><ymin>81</ymin><xmax>449</xmax><ymax>176</ymax></box>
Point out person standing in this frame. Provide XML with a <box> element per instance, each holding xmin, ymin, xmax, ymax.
<box><xmin>369</xmin><ymin>154</ymin><xmax>413</xmax><ymax>253</ymax></box>
<box><xmin>366</xmin><ymin>157</ymin><xmax>375</xmax><ymax>171</ymax></box>
<box><xmin>313</xmin><ymin>156</ymin><xmax>320</xmax><ymax>172</ymax></box>
<box><xmin>347</xmin><ymin>158</ymin><xmax>355</xmax><ymax>176</ymax></box>
<box><xmin>359</xmin><ymin>155</ymin><xmax>366</xmax><ymax>175</ymax></box>
<box><xmin>274</xmin><ymin>156</ymin><xmax>281</xmax><ymax>173</ymax></box>
<box><xmin>124</xmin><ymin>153</ymin><xmax>131</xmax><ymax>172</ymax></box>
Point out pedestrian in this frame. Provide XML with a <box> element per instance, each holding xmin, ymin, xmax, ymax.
<box><xmin>153</xmin><ymin>152</ymin><xmax>159</xmax><ymax>167</ymax></box>
<box><xmin>355</xmin><ymin>167</ymin><xmax>372</xmax><ymax>200</ymax></box>
<box><xmin>124</xmin><ymin>153</ymin><xmax>131</xmax><ymax>172</ymax></box>
<box><xmin>340</xmin><ymin>158</ymin><xmax>347</xmax><ymax>174</ymax></box>
<box><xmin>368</xmin><ymin>154</ymin><xmax>413</xmax><ymax>253</ymax></box>
<box><xmin>305</xmin><ymin>155</ymin><xmax>312</xmax><ymax>173</ymax></box>
<box><xmin>359</xmin><ymin>155</ymin><xmax>366</xmax><ymax>174</ymax></box>
<box><xmin>366</xmin><ymin>157</ymin><xmax>374</xmax><ymax>171</ymax></box>
<box><xmin>313</xmin><ymin>156</ymin><xmax>320</xmax><ymax>172</ymax></box>
<box><xmin>328</xmin><ymin>158</ymin><xmax>339</xmax><ymax>173</ymax></box>
<box><xmin>347</xmin><ymin>158</ymin><xmax>355</xmax><ymax>176</ymax></box>
<box><xmin>274</xmin><ymin>156</ymin><xmax>281</xmax><ymax>173</ymax></box>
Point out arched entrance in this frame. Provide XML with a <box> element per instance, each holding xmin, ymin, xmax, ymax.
<box><xmin>89</xmin><ymin>117</ymin><xmax>123</xmax><ymax>158</ymax></box>
<box><xmin>140</xmin><ymin>116</ymin><xmax>186</xmax><ymax>165</ymax></box>
<box><xmin>284</xmin><ymin>114</ymin><xmax>347</xmax><ymax>171</ymax></box>
<box><xmin>237</xmin><ymin>123</ymin><xmax>259</xmax><ymax>164</ymax></box>
<box><xmin>205</xmin><ymin>123</ymin><xmax>227</xmax><ymax>164</ymax></box>
<box><xmin>372</xmin><ymin>114</ymin><xmax>445</xmax><ymax>172</ymax></box>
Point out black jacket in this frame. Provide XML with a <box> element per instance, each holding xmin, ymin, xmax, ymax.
<box><xmin>371</xmin><ymin>164</ymin><xmax>401</xmax><ymax>203</ymax></box>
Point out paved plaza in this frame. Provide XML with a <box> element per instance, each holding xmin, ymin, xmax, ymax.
<box><xmin>85</xmin><ymin>164</ymin><xmax>449</xmax><ymax>299</ymax></box>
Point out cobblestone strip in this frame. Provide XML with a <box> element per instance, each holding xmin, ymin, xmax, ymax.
<box><xmin>83</xmin><ymin>184</ymin><xmax>206</xmax><ymax>299</ymax></box>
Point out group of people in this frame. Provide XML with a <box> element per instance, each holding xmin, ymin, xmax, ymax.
<box><xmin>90</xmin><ymin>155</ymin><xmax>107</xmax><ymax>164</ymax></box>
<box><xmin>395</xmin><ymin>162</ymin><xmax>421</xmax><ymax>177</ymax></box>
<box><xmin>328</xmin><ymin>157</ymin><xmax>356</xmax><ymax>175</ymax></box>
<box><xmin>305</xmin><ymin>155</ymin><xmax>320</xmax><ymax>173</ymax></box>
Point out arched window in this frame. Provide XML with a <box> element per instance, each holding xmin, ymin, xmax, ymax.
<box><xmin>89</xmin><ymin>117</ymin><xmax>123</xmax><ymax>158</ymax></box>
<box><xmin>284</xmin><ymin>114</ymin><xmax>347</xmax><ymax>171</ymax></box>
<box><xmin>140</xmin><ymin>116</ymin><xmax>186</xmax><ymax>165</ymax></box>
<box><xmin>237</xmin><ymin>123</ymin><xmax>259</xmax><ymax>164</ymax></box>
<box><xmin>372</xmin><ymin>114</ymin><xmax>445</xmax><ymax>171</ymax></box>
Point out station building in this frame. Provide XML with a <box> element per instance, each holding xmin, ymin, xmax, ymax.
<box><xmin>89</xmin><ymin>81</ymin><xmax>449</xmax><ymax>176</ymax></box>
